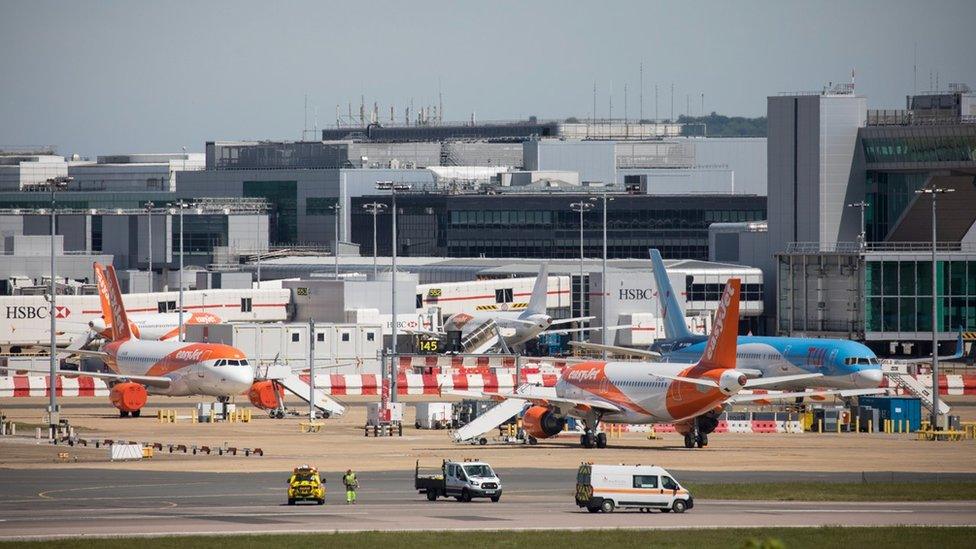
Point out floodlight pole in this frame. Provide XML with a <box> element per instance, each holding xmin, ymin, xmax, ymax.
<box><xmin>45</xmin><ymin>176</ymin><xmax>71</xmax><ymax>439</ymax></box>
<box><xmin>915</xmin><ymin>187</ymin><xmax>954</xmax><ymax>430</ymax></box>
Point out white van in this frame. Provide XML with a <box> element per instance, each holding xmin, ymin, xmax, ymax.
<box><xmin>575</xmin><ymin>463</ymin><xmax>693</xmax><ymax>513</ymax></box>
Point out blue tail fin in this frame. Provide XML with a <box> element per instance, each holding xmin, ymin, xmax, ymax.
<box><xmin>649</xmin><ymin>249</ymin><xmax>693</xmax><ymax>339</ymax></box>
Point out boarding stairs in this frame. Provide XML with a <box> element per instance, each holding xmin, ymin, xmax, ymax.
<box><xmin>257</xmin><ymin>363</ymin><xmax>345</xmax><ymax>418</ymax></box>
<box><xmin>461</xmin><ymin>320</ymin><xmax>501</xmax><ymax>354</ymax></box>
<box><xmin>884</xmin><ymin>371</ymin><xmax>950</xmax><ymax>417</ymax></box>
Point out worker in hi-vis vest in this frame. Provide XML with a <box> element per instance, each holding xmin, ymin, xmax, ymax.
<box><xmin>343</xmin><ymin>469</ymin><xmax>359</xmax><ymax>504</ymax></box>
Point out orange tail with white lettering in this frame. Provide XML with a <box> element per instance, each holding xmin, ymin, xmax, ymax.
<box><xmin>93</xmin><ymin>262</ymin><xmax>133</xmax><ymax>342</ymax></box>
<box><xmin>696</xmin><ymin>278</ymin><xmax>740</xmax><ymax>371</ymax></box>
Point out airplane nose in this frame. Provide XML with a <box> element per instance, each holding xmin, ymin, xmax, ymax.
<box><xmin>224</xmin><ymin>367</ymin><xmax>255</xmax><ymax>395</ymax></box>
<box><xmin>853</xmin><ymin>368</ymin><xmax>883</xmax><ymax>388</ymax></box>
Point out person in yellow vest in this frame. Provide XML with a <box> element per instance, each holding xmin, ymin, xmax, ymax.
<box><xmin>343</xmin><ymin>469</ymin><xmax>359</xmax><ymax>504</ymax></box>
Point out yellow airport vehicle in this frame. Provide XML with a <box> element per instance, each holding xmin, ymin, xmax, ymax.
<box><xmin>287</xmin><ymin>465</ymin><xmax>326</xmax><ymax>505</ymax></box>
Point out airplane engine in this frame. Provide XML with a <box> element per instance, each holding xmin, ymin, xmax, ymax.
<box><xmin>522</xmin><ymin>406</ymin><xmax>564</xmax><ymax>439</ymax></box>
<box><xmin>248</xmin><ymin>380</ymin><xmax>284</xmax><ymax>410</ymax></box>
<box><xmin>110</xmin><ymin>382</ymin><xmax>147</xmax><ymax>417</ymax></box>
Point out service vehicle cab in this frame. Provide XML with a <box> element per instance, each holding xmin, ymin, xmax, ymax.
<box><xmin>288</xmin><ymin>465</ymin><xmax>326</xmax><ymax>505</ymax></box>
<box><xmin>415</xmin><ymin>459</ymin><xmax>502</xmax><ymax>502</ymax></box>
<box><xmin>575</xmin><ymin>463</ymin><xmax>692</xmax><ymax>513</ymax></box>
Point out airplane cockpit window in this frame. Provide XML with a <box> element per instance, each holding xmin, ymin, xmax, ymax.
<box><xmin>215</xmin><ymin>359</ymin><xmax>226</xmax><ymax>366</ymax></box>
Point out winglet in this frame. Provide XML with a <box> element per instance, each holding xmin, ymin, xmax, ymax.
<box><xmin>93</xmin><ymin>262</ymin><xmax>133</xmax><ymax>341</ymax></box>
<box><xmin>697</xmin><ymin>278</ymin><xmax>740</xmax><ymax>370</ymax></box>
<box><xmin>649</xmin><ymin>249</ymin><xmax>693</xmax><ymax>339</ymax></box>
<box><xmin>525</xmin><ymin>263</ymin><xmax>549</xmax><ymax>316</ymax></box>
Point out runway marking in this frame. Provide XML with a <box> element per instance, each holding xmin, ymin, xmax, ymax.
<box><xmin>37</xmin><ymin>482</ymin><xmax>211</xmax><ymax>500</ymax></box>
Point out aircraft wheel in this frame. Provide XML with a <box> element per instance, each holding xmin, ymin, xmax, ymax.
<box><xmin>683</xmin><ymin>434</ymin><xmax>694</xmax><ymax>448</ymax></box>
<box><xmin>596</xmin><ymin>432</ymin><xmax>608</xmax><ymax>448</ymax></box>
<box><xmin>119</xmin><ymin>410</ymin><xmax>129</xmax><ymax>418</ymax></box>
<box><xmin>132</xmin><ymin>410</ymin><xmax>141</xmax><ymax>418</ymax></box>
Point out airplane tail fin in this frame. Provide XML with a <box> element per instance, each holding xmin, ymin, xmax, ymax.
<box><xmin>649</xmin><ymin>249</ymin><xmax>693</xmax><ymax>339</ymax></box>
<box><xmin>525</xmin><ymin>264</ymin><xmax>548</xmax><ymax>316</ymax></box>
<box><xmin>92</xmin><ymin>262</ymin><xmax>133</xmax><ymax>341</ymax></box>
<box><xmin>696</xmin><ymin>278</ymin><xmax>740</xmax><ymax>370</ymax></box>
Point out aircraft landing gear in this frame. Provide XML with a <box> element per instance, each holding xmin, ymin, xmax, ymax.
<box><xmin>683</xmin><ymin>419</ymin><xmax>707</xmax><ymax>448</ymax></box>
<box><xmin>580</xmin><ymin>430</ymin><xmax>608</xmax><ymax>449</ymax></box>
<box><xmin>580</xmin><ymin>431</ymin><xmax>596</xmax><ymax>448</ymax></box>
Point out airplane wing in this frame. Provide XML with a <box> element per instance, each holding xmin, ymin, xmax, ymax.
<box><xmin>400</xmin><ymin>327</ymin><xmax>442</xmax><ymax>337</ymax></box>
<box><xmin>548</xmin><ymin>316</ymin><xmax>596</xmax><ymax>326</ymax></box>
<box><xmin>443</xmin><ymin>388</ymin><xmax>621</xmax><ymax>413</ymax></box>
<box><xmin>542</xmin><ymin>324</ymin><xmax>634</xmax><ymax>336</ymax></box>
<box><xmin>730</xmin><ymin>387</ymin><xmax>887</xmax><ymax>403</ymax></box>
<box><xmin>654</xmin><ymin>372</ymin><xmax>824</xmax><ymax>389</ymax></box>
<box><xmin>567</xmin><ymin>340</ymin><xmax>662</xmax><ymax>359</ymax></box>
<box><xmin>16</xmin><ymin>368</ymin><xmax>172</xmax><ymax>389</ymax></box>
<box><xmin>886</xmin><ymin>331</ymin><xmax>965</xmax><ymax>363</ymax></box>
<box><xmin>744</xmin><ymin>373</ymin><xmax>822</xmax><ymax>388</ymax></box>
<box><xmin>35</xmin><ymin>344</ymin><xmax>109</xmax><ymax>359</ymax></box>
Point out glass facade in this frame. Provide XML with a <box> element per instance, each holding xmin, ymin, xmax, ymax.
<box><xmin>861</xmin><ymin>135</ymin><xmax>976</xmax><ymax>164</ymax></box>
<box><xmin>352</xmin><ymin>194</ymin><xmax>766</xmax><ymax>260</ymax></box>
<box><xmin>865</xmin><ymin>259</ymin><xmax>976</xmax><ymax>333</ymax></box>
<box><xmin>243</xmin><ymin>181</ymin><xmax>297</xmax><ymax>244</ymax></box>
<box><xmin>171</xmin><ymin>215</ymin><xmax>229</xmax><ymax>255</ymax></box>
<box><xmin>864</xmin><ymin>171</ymin><xmax>928</xmax><ymax>242</ymax></box>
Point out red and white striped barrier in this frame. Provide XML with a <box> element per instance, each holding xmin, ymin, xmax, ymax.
<box><xmin>0</xmin><ymin>372</ymin><xmax>562</xmax><ymax>398</ymax></box>
<box><xmin>3</xmin><ymin>373</ymin><xmax>974</xmax><ymax>398</ymax></box>
<box><xmin>881</xmin><ymin>374</ymin><xmax>976</xmax><ymax>396</ymax></box>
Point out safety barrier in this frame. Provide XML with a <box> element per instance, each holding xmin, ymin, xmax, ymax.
<box><xmin>9</xmin><ymin>372</ymin><xmax>975</xmax><ymax>398</ymax></box>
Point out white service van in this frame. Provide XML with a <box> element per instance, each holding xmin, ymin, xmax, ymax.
<box><xmin>575</xmin><ymin>463</ymin><xmax>693</xmax><ymax>513</ymax></box>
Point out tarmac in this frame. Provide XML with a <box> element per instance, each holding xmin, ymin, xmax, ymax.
<box><xmin>0</xmin><ymin>468</ymin><xmax>975</xmax><ymax>539</ymax></box>
<box><xmin>2</xmin><ymin>396</ymin><xmax>976</xmax><ymax>539</ymax></box>
<box><xmin>2</xmin><ymin>396</ymin><xmax>975</xmax><ymax>474</ymax></box>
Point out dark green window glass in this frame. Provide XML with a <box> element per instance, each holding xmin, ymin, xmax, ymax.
<box><xmin>899</xmin><ymin>261</ymin><xmax>915</xmax><ymax>296</ymax></box>
<box><xmin>244</xmin><ymin>181</ymin><xmax>297</xmax><ymax>244</ymax></box>
<box><xmin>882</xmin><ymin>262</ymin><xmax>898</xmax><ymax>296</ymax></box>
<box><xmin>899</xmin><ymin>298</ymin><xmax>916</xmax><ymax>332</ymax></box>
<box><xmin>867</xmin><ymin>262</ymin><xmax>882</xmax><ymax>296</ymax></box>
<box><xmin>917</xmin><ymin>261</ymin><xmax>932</xmax><ymax>295</ymax></box>
<box><xmin>882</xmin><ymin>298</ymin><xmax>899</xmax><ymax>332</ymax></box>
<box><xmin>917</xmin><ymin>297</ymin><xmax>933</xmax><ymax>331</ymax></box>
<box><xmin>950</xmin><ymin>261</ymin><xmax>966</xmax><ymax>296</ymax></box>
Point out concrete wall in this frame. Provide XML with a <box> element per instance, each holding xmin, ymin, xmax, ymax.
<box><xmin>523</xmin><ymin>140</ymin><xmax>616</xmax><ymax>185</ymax></box>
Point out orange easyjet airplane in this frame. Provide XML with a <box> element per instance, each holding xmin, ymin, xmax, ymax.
<box><xmin>450</xmin><ymin>279</ymin><xmax>853</xmax><ymax>449</ymax></box>
<box><xmin>42</xmin><ymin>262</ymin><xmax>254</xmax><ymax>417</ymax></box>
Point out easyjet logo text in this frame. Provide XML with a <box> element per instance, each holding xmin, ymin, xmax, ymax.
<box><xmin>175</xmin><ymin>349</ymin><xmax>204</xmax><ymax>362</ymax></box>
<box><xmin>703</xmin><ymin>283</ymin><xmax>735</xmax><ymax>361</ymax></box>
<box><xmin>565</xmin><ymin>368</ymin><xmax>600</xmax><ymax>382</ymax></box>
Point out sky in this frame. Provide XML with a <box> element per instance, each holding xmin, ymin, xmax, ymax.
<box><xmin>1</xmin><ymin>0</ymin><xmax>974</xmax><ymax>158</ymax></box>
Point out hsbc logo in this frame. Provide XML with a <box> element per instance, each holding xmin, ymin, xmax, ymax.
<box><xmin>6</xmin><ymin>306</ymin><xmax>68</xmax><ymax>319</ymax></box>
<box><xmin>618</xmin><ymin>288</ymin><xmax>654</xmax><ymax>300</ymax></box>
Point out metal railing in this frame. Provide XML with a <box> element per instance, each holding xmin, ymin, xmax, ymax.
<box><xmin>784</xmin><ymin>241</ymin><xmax>975</xmax><ymax>254</ymax></box>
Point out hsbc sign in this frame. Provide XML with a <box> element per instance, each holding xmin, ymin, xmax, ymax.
<box><xmin>6</xmin><ymin>306</ymin><xmax>71</xmax><ymax>319</ymax></box>
<box><xmin>618</xmin><ymin>288</ymin><xmax>654</xmax><ymax>301</ymax></box>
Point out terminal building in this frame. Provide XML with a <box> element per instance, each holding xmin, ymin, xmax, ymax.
<box><xmin>716</xmin><ymin>83</ymin><xmax>976</xmax><ymax>355</ymax></box>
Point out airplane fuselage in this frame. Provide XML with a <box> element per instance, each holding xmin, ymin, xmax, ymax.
<box><xmin>103</xmin><ymin>339</ymin><xmax>253</xmax><ymax>397</ymax></box>
<box><xmin>657</xmin><ymin>336</ymin><xmax>883</xmax><ymax>390</ymax></box>
<box><xmin>443</xmin><ymin>311</ymin><xmax>553</xmax><ymax>348</ymax></box>
<box><xmin>554</xmin><ymin>360</ymin><xmax>740</xmax><ymax>424</ymax></box>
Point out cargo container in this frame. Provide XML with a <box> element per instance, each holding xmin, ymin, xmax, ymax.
<box><xmin>857</xmin><ymin>396</ymin><xmax>922</xmax><ymax>432</ymax></box>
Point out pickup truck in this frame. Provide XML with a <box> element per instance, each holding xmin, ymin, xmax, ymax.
<box><xmin>415</xmin><ymin>459</ymin><xmax>502</xmax><ymax>502</ymax></box>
